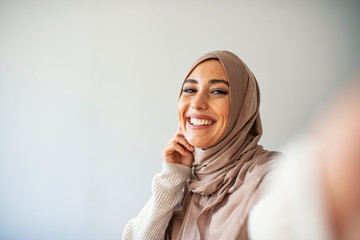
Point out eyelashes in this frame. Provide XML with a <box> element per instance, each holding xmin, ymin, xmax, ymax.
<box><xmin>182</xmin><ymin>88</ymin><xmax>197</xmax><ymax>94</ymax></box>
<box><xmin>211</xmin><ymin>89</ymin><xmax>228</xmax><ymax>95</ymax></box>
<box><xmin>182</xmin><ymin>87</ymin><xmax>229</xmax><ymax>95</ymax></box>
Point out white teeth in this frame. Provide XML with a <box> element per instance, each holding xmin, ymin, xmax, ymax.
<box><xmin>189</xmin><ymin>118</ymin><xmax>214</xmax><ymax>126</ymax></box>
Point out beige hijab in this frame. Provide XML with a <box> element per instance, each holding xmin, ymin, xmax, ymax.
<box><xmin>166</xmin><ymin>51</ymin><xmax>279</xmax><ymax>239</ymax></box>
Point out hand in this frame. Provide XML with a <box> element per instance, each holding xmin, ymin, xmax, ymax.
<box><xmin>162</xmin><ymin>130</ymin><xmax>194</xmax><ymax>167</ymax></box>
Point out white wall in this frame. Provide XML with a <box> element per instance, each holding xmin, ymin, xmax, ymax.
<box><xmin>0</xmin><ymin>1</ymin><xmax>359</xmax><ymax>239</ymax></box>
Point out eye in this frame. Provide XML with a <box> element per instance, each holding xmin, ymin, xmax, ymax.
<box><xmin>182</xmin><ymin>88</ymin><xmax>197</xmax><ymax>94</ymax></box>
<box><xmin>211</xmin><ymin>89</ymin><xmax>229</xmax><ymax>95</ymax></box>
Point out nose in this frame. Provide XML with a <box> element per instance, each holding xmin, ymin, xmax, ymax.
<box><xmin>191</xmin><ymin>92</ymin><xmax>208</xmax><ymax>110</ymax></box>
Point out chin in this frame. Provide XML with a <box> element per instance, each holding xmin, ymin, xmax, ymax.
<box><xmin>187</xmin><ymin>136</ymin><xmax>215</xmax><ymax>149</ymax></box>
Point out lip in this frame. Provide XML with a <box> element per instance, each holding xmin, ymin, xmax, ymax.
<box><xmin>185</xmin><ymin>114</ymin><xmax>217</xmax><ymax>130</ymax></box>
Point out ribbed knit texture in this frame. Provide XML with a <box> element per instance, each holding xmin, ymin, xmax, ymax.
<box><xmin>122</xmin><ymin>163</ymin><xmax>191</xmax><ymax>240</ymax></box>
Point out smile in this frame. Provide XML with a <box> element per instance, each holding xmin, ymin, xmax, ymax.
<box><xmin>189</xmin><ymin>118</ymin><xmax>215</xmax><ymax>126</ymax></box>
<box><xmin>186</xmin><ymin>114</ymin><xmax>217</xmax><ymax>130</ymax></box>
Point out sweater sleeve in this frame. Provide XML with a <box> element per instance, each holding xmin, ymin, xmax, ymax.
<box><xmin>122</xmin><ymin>162</ymin><xmax>191</xmax><ymax>240</ymax></box>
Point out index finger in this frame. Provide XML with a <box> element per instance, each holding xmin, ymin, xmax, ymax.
<box><xmin>177</xmin><ymin>124</ymin><xmax>184</xmax><ymax>135</ymax></box>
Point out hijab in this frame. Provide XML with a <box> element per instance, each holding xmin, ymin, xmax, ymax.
<box><xmin>166</xmin><ymin>50</ymin><xmax>280</xmax><ymax>239</ymax></box>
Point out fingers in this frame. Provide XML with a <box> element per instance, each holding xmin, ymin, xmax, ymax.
<box><xmin>175</xmin><ymin>126</ymin><xmax>193</xmax><ymax>151</ymax></box>
<box><xmin>173</xmin><ymin>133</ymin><xmax>194</xmax><ymax>152</ymax></box>
<box><xmin>177</xmin><ymin>124</ymin><xmax>187</xmax><ymax>138</ymax></box>
<box><xmin>177</xmin><ymin>124</ymin><xmax>183</xmax><ymax>133</ymax></box>
<box><xmin>162</xmin><ymin>141</ymin><xmax>184</xmax><ymax>158</ymax></box>
<box><xmin>163</xmin><ymin>134</ymin><xmax>193</xmax><ymax>156</ymax></box>
<box><xmin>162</xmin><ymin>131</ymin><xmax>194</xmax><ymax>166</ymax></box>
<box><xmin>171</xmin><ymin>142</ymin><xmax>188</xmax><ymax>157</ymax></box>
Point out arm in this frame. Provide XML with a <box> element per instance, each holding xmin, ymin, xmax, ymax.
<box><xmin>122</xmin><ymin>162</ymin><xmax>191</xmax><ymax>240</ymax></box>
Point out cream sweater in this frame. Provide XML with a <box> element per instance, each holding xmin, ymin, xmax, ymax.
<box><xmin>122</xmin><ymin>163</ymin><xmax>191</xmax><ymax>240</ymax></box>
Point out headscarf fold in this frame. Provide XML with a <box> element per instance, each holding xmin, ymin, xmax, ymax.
<box><xmin>167</xmin><ymin>50</ymin><xmax>279</xmax><ymax>240</ymax></box>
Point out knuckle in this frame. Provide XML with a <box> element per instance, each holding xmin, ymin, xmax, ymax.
<box><xmin>175</xmin><ymin>133</ymin><xmax>183</xmax><ymax>138</ymax></box>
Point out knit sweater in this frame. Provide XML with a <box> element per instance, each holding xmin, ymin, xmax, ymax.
<box><xmin>122</xmin><ymin>163</ymin><xmax>191</xmax><ymax>240</ymax></box>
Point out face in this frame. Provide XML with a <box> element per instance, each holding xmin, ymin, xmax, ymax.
<box><xmin>178</xmin><ymin>59</ymin><xmax>230</xmax><ymax>149</ymax></box>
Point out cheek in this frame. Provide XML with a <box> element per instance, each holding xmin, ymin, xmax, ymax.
<box><xmin>177</xmin><ymin>98</ymin><xmax>188</xmax><ymax>125</ymax></box>
<box><xmin>219</xmin><ymin>99</ymin><xmax>230</xmax><ymax>127</ymax></box>
<box><xmin>224</xmin><ymin>107</ymin><xmax>230</xmax><ymax>124</ymax></box>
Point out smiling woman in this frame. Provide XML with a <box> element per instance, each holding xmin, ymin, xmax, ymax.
<box><xmin>122</xmin><ymin>50</ymin><xmax>280</xmax><ymax>240</ymax></box>
<box><xmin>178</xmin><ymin>59</ymin><xmax>230</xmax><ymax>149</ymax></box>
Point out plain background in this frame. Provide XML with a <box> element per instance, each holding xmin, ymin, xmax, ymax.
<box><xmin>1</xmin><ymin>0</ymin><xmax>359</xmax><ymax>239</ymax></box>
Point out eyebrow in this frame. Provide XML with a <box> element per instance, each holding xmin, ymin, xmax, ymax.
<box><xmin>184</xmin><ymin>79</ymin><xmax>229</xmax><ymax>86</ymax></box>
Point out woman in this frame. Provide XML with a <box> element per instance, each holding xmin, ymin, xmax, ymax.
<box><xmin>123</xmin><ymin>50</ymin><xmax>279</xmax><ymax>239</ymax></box>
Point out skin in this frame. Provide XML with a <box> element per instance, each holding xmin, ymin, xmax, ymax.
<box><xmin>162</xmin><ymin>59</ymin><xmax>230</xmax><ymax>167</ymax></box>
<box><xmin>313</xmin><ymin>85</ymin><xmax>360</xmax><ymax>240</ymax></box>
